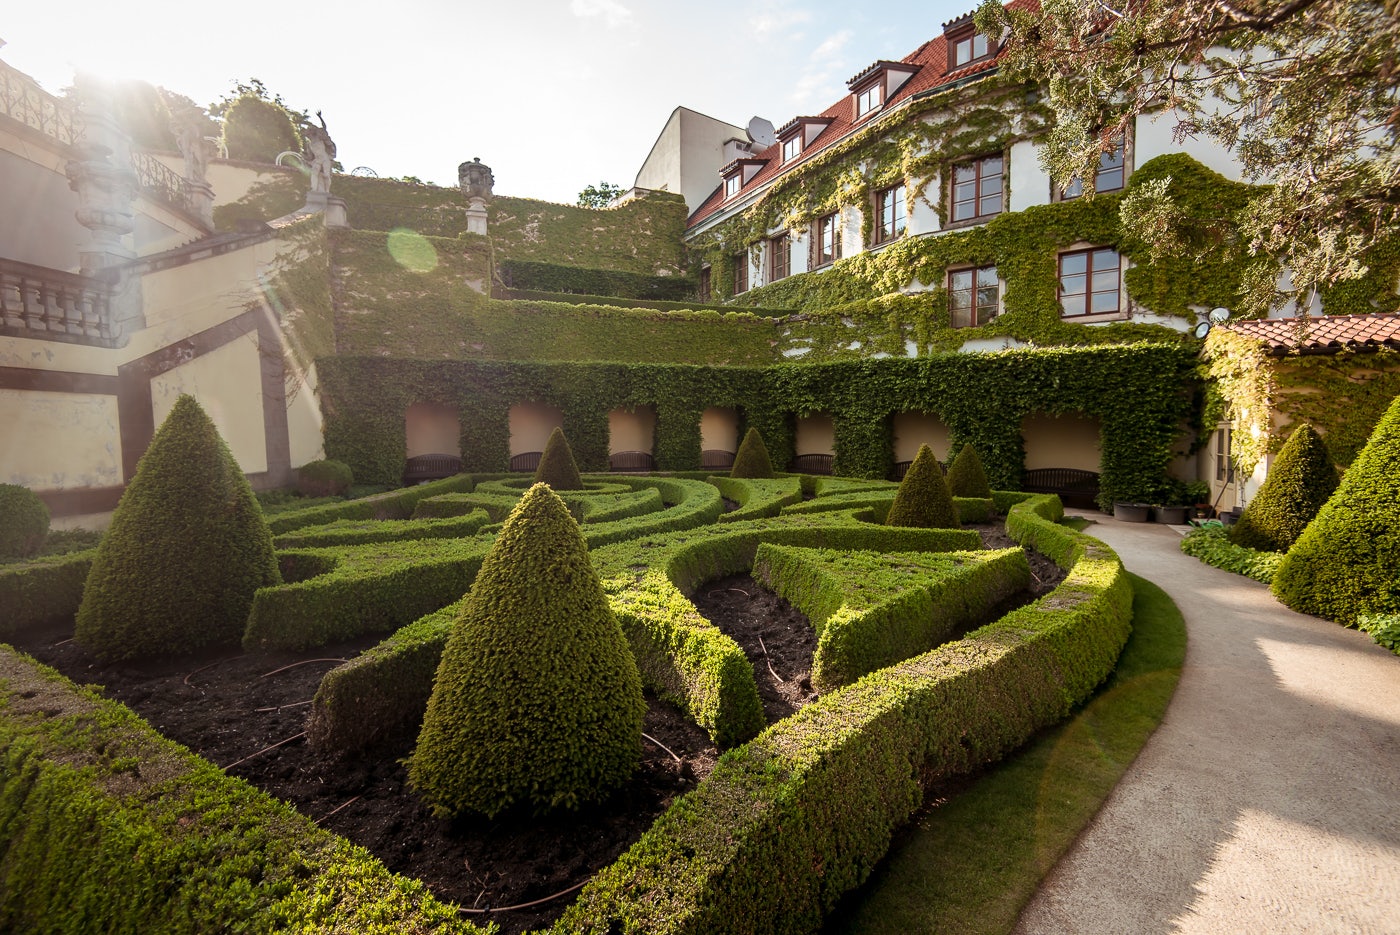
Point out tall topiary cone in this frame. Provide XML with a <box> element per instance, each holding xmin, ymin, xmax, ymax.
<box><xmin>533</xmin><ymin>426</ymin><xmax>584</xmax><ymax>490</ymax></box>
<box><xmin>1230</xmin><ymin>423</ymin><xmax>1338</xmax><ymax>552</ymax></box>
<box><xmin>946</xmin><ymin>443</ymin><xmax>992</xmax><ymax>498</ymax></box>
<box><xmin>886</xmin><ymin>444</ymin><xmax>958</xmax><ymax>528</ymax></box>
<box><xmin>730</xmin><ymin>427</ymin><xmax>775</xmax><ymax>478</ymax></box>
<box><xmin>76</xmin><ymin>395</ymin><xmax>280</xmax><ymax>662</ymax></box>
<box><xmin>1272</xmin><ymin>395</ymin><xmax>1400</xmax><ymax>625</ymax></box>
<box><xmin>410</xmin><ymin>483</ymin><xmax>644</xmax><ymax>818</ymax></box>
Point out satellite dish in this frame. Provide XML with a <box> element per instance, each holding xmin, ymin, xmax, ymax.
<box><xmin>1209</xmin><ymin>306</ymin><xmax>1231</xmax><ymax>324</ymax></box>
<box><xmin>746</xmin><ymin>116</ymin><xmax>777</xmax><ymax>149</ymax></box>
<box><xmin>1193</xmin><ymin>321</ymin><xmax>1211</xmax><ymax>339</ymax></box>
<box><xmin>351</xmin><ymin>166</ymin><xmax>379</xmax><ymax>178</ymax></box>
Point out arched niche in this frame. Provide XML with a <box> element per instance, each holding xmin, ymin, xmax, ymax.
<box><xmin>405</xmin><ymin>402</ymin><xmax>461</xmax><ymax>458</ymax></box>
<box><xmin>794</xmin><ymin>412</ymin><xmax>835</xmax><ymax>455</ymax></box>
<box><xmin>892</xmin><ymin>411</ymin><xmax>951</xmax><ymax>463</ymax></box>
<box><xmin>608</xmin><ymin>405</ymin><xmax>657</xmax><ymax>454</ymax></box>
<box><xmin>508</xmin><ymin>402</ymin><xmax>563</xmax><ymax>455</ymax></box>
<box><xmin>700</xmin><ymin>407</ymin><xmax>739</xmax><ymax>453</ymax></box>
<box><xmin>1022</xmin><ymin>411</ymin><xmax>1102</xmax><ymax>471</ymax></box>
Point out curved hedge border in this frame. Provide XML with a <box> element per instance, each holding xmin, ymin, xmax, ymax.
<box><xmin>709</xmin><ymin>476</ymin><xmax>804</xmax><ymax>523</ymax></box>
<box><xmin>0</xmin><ymin>648</ymin><xmax>485</xmax><ymax>935</ymax></box>
<box><xmin>271</xmin><ymin>510</ymin><xmax>489</xmax><ymax>549</ymax></box>
<box><xmin>265</xmin><ymin>474</ymin><xmax>483</xmax><ymax>534</ymax></box>
<box><xmin>780</xmin><ymin>492</ymin><xmax>995</xmax><ymax>524</ymax></box>
<box><xmin>754</xmin><ymin>544</ymin><xmax>1031</xmax><ymax>690</ymax></box>
<box><xmin>556</xmin><ymin>494</ymin><xmax>1132</xmax><ymax>933</ymax></box>
<box><xmin>1179</xmin><ymin>525</ymin><xmax>1282</xmax><ymax>583</ymax></box>
<box><xmin>0</xmin><ymin>550</ymin><xmax>95</xmax><ymax>639</ymax></box>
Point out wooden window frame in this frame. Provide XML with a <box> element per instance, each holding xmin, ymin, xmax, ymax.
<box><xmin>872</xmin><ymin>182</ymin><xmax>907</xmax><ymax>245</ymax></box>
<box><xmin>948</xmin><ymin>29</ymin><xmax>992</xmax><ymax>69</ymax></box>
<box><xmin>949</xmin><ymin>154</ymin><xmax>1004</xmax><ymax>225</ymax></box>
<box><xmin>732</xmin><ymin>252</ymin><xmax>749</xmax><ymax>295</ymax></box>
<box><xmin>1057</xmin><ymin>133</ymin><xmax>1130</xmax><ymax>200</ymax></box>
<box><xmin>947</xmin><ymin>265</ymin><xmax>1000</xmax><ymax>328</ymax></box>
<box><xmin>769</xmin><ymin>234</ymin><xmax>790</xmax><ymax>283</ymax></box>
<box><xmin>782</xmin><ymin>135</ymin><xmax>802</xmax><ymax>163</ymax></box>
<box><xmin>698</xmin><ymin>265</ymin><xmax>711</xmax><ymax>301</ymax></box>
<box><xmin>855</xmin><ymin>83</ymin><xmax>882</xmax><ymax>118</ymax></box>
<box><xmin>813</xmin><ymin>212</ymin><xmax>843</xmax><ymax>268</ymax></box>
<box><xmin>1058</xmin><ymin>247</ymin><xmax>1124</xmax><ymax>319</ymax></box>
<box><xmin>724</xmin><ymin>174</ymin><xmax>741</xmax><ymax>198</ymax></box>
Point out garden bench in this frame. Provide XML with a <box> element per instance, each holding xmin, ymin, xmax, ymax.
<box><xmin>893</xmin><ymin>460</ymin><xmax>912</xmax><ymax>479</ymax></box>
<box><xmin>609</xmin><ymin>450</ymin><xmax>656</xmax><ymax>472</ymax></box>
<box><xmin>1022</xmin><ymin>467</ymin><xmax>1100</xmax><ymax>509</ymax></box>
<box><xmin>402</xmin><ymin>453</ymin><xmax>462</xmax><ymax>485</ymax></box>
<box><xmin>790</xmin><ymin>453</ymin><xmax>834</xmax><ymax>475</ymax></box>
<box><xmin>701</xmin><ymin>449</ymin><xmax>735</xmax><ymax>471</ymax></box>
<box><xmin>509</xmin><ymin>451</ymin><xmax>542</xmax><ymax>472</ymax></box>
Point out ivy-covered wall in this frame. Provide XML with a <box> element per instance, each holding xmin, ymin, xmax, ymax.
<box><xmin>318</xmin><ymin>344</ymin><xmax>1198</xmax><ymax>509</ymax></box>
<box><xmin>489</xmin><ymin>193</ymin><xmax>689</xmax><ymax>277</ymax></box>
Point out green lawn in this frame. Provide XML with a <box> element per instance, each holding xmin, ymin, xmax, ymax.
<box><xmin>827</xmin><ymin>573</ymin><xmax>1186</xmax><ymax>935</ymax></box>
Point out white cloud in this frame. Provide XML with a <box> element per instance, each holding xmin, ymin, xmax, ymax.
<box><xmin>789</xmin><ymin>30</ymin><xmax>854</xmax><ymax>111</ymax></box>
<box><xmin>812</xmin><ymin>29</ymin><xmax>853</xmax><ymax>60</ymax></box>
<box><xmin>751</xmin><ymin>1</ymin><xmax>812</xmax><ymax>37</ymax></box>
<box><xmin>569</xmin><ymin>0</ymin><xmax>634</xmax><ymax>29</ymax></box>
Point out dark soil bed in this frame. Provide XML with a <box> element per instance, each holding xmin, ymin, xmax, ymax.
<box><xmin>10</xmin><ymin>519</ymin><xmax>1066</xmax><ymax>932</ymax></box>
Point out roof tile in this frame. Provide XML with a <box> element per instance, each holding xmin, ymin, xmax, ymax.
<box><xmin>1221</xmin><ymin>314</ymin><xmax>1400</xmax><ymax>355</ymax></box>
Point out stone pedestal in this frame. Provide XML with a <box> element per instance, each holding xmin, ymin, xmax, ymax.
<box><xmin>465</xmin><ymin>197</ymin><xmax>488</xmax><ymax>235</ymax></box>
<box><xmin>188</xmin><ymin>180</ymin><xmax>215</xmax><ymax>228</ymax></box>
<box><xmin>304</xmin><ymin>190</ymin><xmax>349</xmax><ymax>228</ymax></box>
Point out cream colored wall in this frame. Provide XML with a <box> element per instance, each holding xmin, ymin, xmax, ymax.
<box><xmin>795</xmin><ymin>413</ymin><xmax>835</xmax><ymax>455</ymax></box>
<box><xmin>892</xmin><ymin>411</ymin><xmax>951</xmax><ymax>462</ymax></box>
<box><xmin>609</xmin><ymin>406</ymin><xmax>657</xmax><ymax>453</ymax></box>
<box><xmin>700</xmin><ymin>407</ymin><xmax>739</xmax><ymax>452</ymax></box>
<box><xmin>0</xmin><ymin>390</ymin><xmax>121</xmax><ymax>489</ymax></box>
<box><xmin>287</xmin><ymin>361</ymin><xmax>325</xmax><ymax>467</ymax></box>
<box><xmin>509</xmin><ymin>402</ymin><xmax>564</xmax><ymax>454</ymax></box>
<box><xmin>405</xmin><ymin>402</ymin><xmax>461</xmax><ymax>457</ymax></box>
<box><xmin>1022</xmin><ymin>412</ymin><xmax>1102</xmax><ymax>471</ymax></box>
<box><xmin>151</xmin><ymin>335</ymin><xmax>268</xmax><ymax>474</ymax></box>
<box><xmin>138</xmin><ymin>237</ymin><xmax>284</xmax><ymax>338</ymax></box>
<box><xmin>206</xmin><ymin>162</ymin><xmax>293</xmax><ymax>207</ymax></box>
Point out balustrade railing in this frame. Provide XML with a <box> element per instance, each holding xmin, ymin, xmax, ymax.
<box><xmin>0</xmin><ymin>58</ymin><xmax>82</xmax><ymax>146</ymax></box>
<box><xmin>0</xmin><ymin>258</ymin><xmax>117</xmax><ymax>346</ymax></box>
<box><xmin>130</xmin><ymin>150</ymin><xmax>197</xmax><ymax>217</ymax></box>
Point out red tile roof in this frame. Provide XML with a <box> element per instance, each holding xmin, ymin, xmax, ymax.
<box><xmin>1222</xmin><ymin>314</ymin><xmax>1400</xmax><ymax>355</ymax></box>
<box><xmin>686</xmin><ymin>2</ymin><xmax>1032</xmax><ymax>230</ymax></box>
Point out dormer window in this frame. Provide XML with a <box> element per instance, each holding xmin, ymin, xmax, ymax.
<box><xmin>782</xmin><ymin>136</ymin><xmax>802</xmax><ymax>163</ymax></box>
<box><xmin>944</xmin><ymin>15</ymin><xmax>993</xmax><ymax>70</ymax></box>
<box><xmin>720</xmin><ymin>157</ymin><xmax>768</xmax><ymax>201</ymax></box>
<box><xmin>725</xmin><ymin>174</ymin><xmax>741</xmax><ymax>198</ymax></box>
<box><xmin>847</xmin><ymin>61</ymin><xmax>920</xmax><ymax>121</ymax></box>
<box><xmin>776</xmin><ymin>117</ymin><xmax>834</xmax><ymax>164</ymax></box>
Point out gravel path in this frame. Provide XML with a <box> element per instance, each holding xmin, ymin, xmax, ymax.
<box><xmin>1014</xmin><ymin>514</ymin><xmax>1400</xmax><ymax>935</ymax></box>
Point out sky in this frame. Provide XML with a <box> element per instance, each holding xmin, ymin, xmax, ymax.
<box><xmin>2</xmin><ymin>0</ymin><xmax>982</xmax><ymax>204</ymax></box>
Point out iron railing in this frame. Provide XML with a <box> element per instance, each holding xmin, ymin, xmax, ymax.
<box><xmin>0</xmin><ymin>258</ymin><xmax>117</xmax><ymax>346</ymax></box>
<box><xmin>0</xmin><ymin>58</ymin><xmax>81</xmax><ymax>146</ymax></box>
<box><xmin>130</xmin><ymin>150</ymin><xmax>197</xmax><ymax>217</ymax></box>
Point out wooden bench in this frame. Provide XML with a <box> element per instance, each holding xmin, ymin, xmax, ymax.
<box><xmin>402</xmin><ymin>453</ymin><xmax>462</xmax><ymax>486</ymax></box>
<box><xmin>789</xmin><ymin>453</ymin><xmax>834</xmax><ymax>475</ymax></box>
<box><xmin>893</xmin><ymin>460</ymin><xmax>912</xmax><ymax>480</ymax></box>
<box><xmin>509</xmin><ymin>451</ymin><xmax>542</xmax><ymax>472</ymax></box>
<box><xmin>1022</xmin><ymin>468</ymin><xmax>1100</xmax><ymax>509</ymax></box>
<box><xmin>701</xmin><ymin>449</ymin><xmax>735</xmax><ymax>471</ymax></box>
<box><xmin>609</xmin><ymin>450</ymin><xmax>656</xmax><ymax>472</ymax></box>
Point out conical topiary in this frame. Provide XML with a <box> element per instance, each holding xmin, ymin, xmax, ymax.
<box><xmin>886</xmin><ymin>444</ymin><xmax>959</xmax><ymax>528</ymax></box>
<box><xmin>0</xmin><ymin>483</ymin><xmax>49</xmax><ymax>559</ymax></box>
<box><xmin>1272</xmin><ymin>395</ymin><xmax>1400</xmax><ymax>625</ymax></box>
<box><xmin>75</xmin><ymin>395</ymin><xmax>280</xmax><ymax>662</ymax></box>
<box><xmin>730</xmin><ymin>427</ymin><xmax>775</xmax><ymax>479</ymax></box>
<box><xmin>946</xmin><ymin>443</ymin><xmax>992</xmax><ymax>498</ymax></box>
<box><xmin>409</xmin><ymin>483</ymin><xmax>644</xmax><ymax>818</ymax></box>
<box><xmin>534</xmin><ymin>426</ymin><xmax>584</xmax><ymax>490</ymax></box>
<box><xmin>1230</xmin><ymin>423</ymin><xmax>1338</xmax><ymax>552</ymax></box>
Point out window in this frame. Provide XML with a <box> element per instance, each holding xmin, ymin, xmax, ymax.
<box><xmin>1215</xmin><ymin>427</ymin><xmax>1234</xmax><ymax>482</ymax></box>
<box><xmin>732</xmin><ymin>253</ymin><xmax>748</xmax><ymax>295</ymax></box>
<box><xmin>698</xmin><ymin>265</ymin><xmax>711</xmax><ymax>300</ymax></box>
<box><xmin>856</xmin><ymin>83</ymin><xmax>882</xmax><ymax>117</ymax></box>
<box><xmin>951</xmin><ymin>31</ymin><xmax>990</xmax><ymax>68</ymax></box>
<box><xmin>782</xmin><ymin>136</ymin><xmax>802</xmax><ymax>163</ymax></box>
<box><xmin>873</xmin><ymin>183</ymin><xmax>907</xmax><ymax>244</ymax></box>
<box><xmin>724</xmin><ymin>174</ymin><xmax>741</xmax><ymax>198</ymax></box>
<box><xmin>769</xmin><ymin>234</ymin><xmax>790</xmax><ymax>282</ymax></box>
<box><xmin>948</xmin><ymin>266</ymin><xmax>999</xmax><ymax>327</ymax></box>
<box><xmin>814</xmin><ymin>212</ymin><xmax>842</xmax><ymax>267</ymax></box>
<box><xmin>1060</xmin><ymin>136</ymin><xmax>1127</xmax><ymax>198</ymax></box>
<box><xmin>950</xmin><ymin>154</ymin><xmax>1003</xmax><ymax>223</ymax></box>
<box><xmin>1058</xmin><ymin>248</ymin><xmax>1123</xmax><ymax>317</ymax></box>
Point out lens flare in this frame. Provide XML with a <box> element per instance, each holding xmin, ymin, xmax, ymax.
<box><xmin>387</xmin><ymin>227</ymin><xmax>438</xmax><ymax>273</ymax></box>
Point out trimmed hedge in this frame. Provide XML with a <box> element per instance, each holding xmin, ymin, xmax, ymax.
<box><xmin>0</xmin><ymin>483</ymin><xmax>49</xmax><ymax>559</ymax></box>
<box><xmin>1179</xmin><ymin>525</ymin><xmax>1283</xmax><ymax>583</ymax></box>
<box><xmin>709</xmin><ymin>476</ymin><xmax>803</xmax><ymax>523</ymax></box>
<box><xmin>76</xmin><ymin>395</ymin><xmax>281</xmax><ymax>662</ymax></box>
<box><xmin>271</xmin><ymin>510</ymin><xmax>489</xmax><ymax>549</ymax></box>
<box><xmin>780</xmin><ymin>492</ymin><xmax>993</xmax><ymax>524</ymax></box>
<box><xmin>535</xmin><ymin>427</ymin><xmax>585</xmax><ymax>490</ymax></box>
<box><xmin>0</xmin><ymin>550</ymin><xmax>96</xmax><ymax>639</ymax></box>
<box><xmin>755</xmin><ymin>544</ymin><xmax>1031</xmax><ymax>690</ymax></box>
<box><xmin>557</xmin><ymin>494</ymin><xmax>1132</xmax><ymax>933</ymax></box>
<box><xmin>265</xmin><ymin>473</ymin><xmax>482</xmax><ymax>534</ymax></box>
<box><xmin>946</xmin><ymin>444</ymin><xmax>992</xmax><ymax>499</ymax></box>
<box><xmin>296</xmin><ymin>459</ymin><xmax>354</xmax><ymax>498</ymax></box>
<box><xmin>1273</xmin><ymin>394</ymin><xmax>1400</xmax><ymax>625</ymax></box>
<box><xmin>1230</xmin><ymin>424</ymin><xmax>1337</xmax><ymax>552</ymax></box>
<box><xmin>498</xmin><ymin>258</ymin><xmax>695</xmax><ymax>300</ymax></box>
<box><xmin>731</xmin><ymin>428</ymin><xmax>776</xmax><ymax>479</ymax></box>
<box><xmin>0</xmin><ymin>648</ymin><xmax>488</xmax><ymax>934</ymax></box>
<box><xmin>410</xmin><ymin>485</ymin><xmax>645</xmax><ymax>818</ymax></box>
<box><xmin>886</xmin><ymin>444</ymin><xmax>958</xmax><ymax>529</ymax></box>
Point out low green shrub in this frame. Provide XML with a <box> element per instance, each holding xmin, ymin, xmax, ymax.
<box><xmin>410</xmin><ymin>485</ymin><xmax>645</xmax><ymax>819</ymax></box>
<box><xmin>1230</xmin><ymin>424</ymin><xmax>1337</xmax><ymax>552</ymax></box>
<box><xmin>0</xmin><ymin>551</ymin><xmax>96</xmax><ymax>639</ymax></box>
<box><xmin>709</xmin><ymin>476</ymin><xmax>803</xmax><ymax>522</ymax></box>
<box><xmin>1273</xmin><ymin>394</ymin><xmax>1400</xmax><ymax>625</ymax></box>
<box><xmin>781</xmin><ymin>493</ymin><xmax>992</xmax><ymax>524</ymax></box>
<box><xmin>946</xmin><ymin>445</ymin><xmax>992</xmax><ymax>499</ymax></box>
<box><xmin>265</xmin><ymin>473</ymin><xmax>481</xmax><ymax>534</ymax></box>
<box><xmin>0</xmin><ymin>484</ymin><xmax>49</xmax><ymax>560</ymax></box>
<box><xmin>755</xmin><ymin>544</ymin><xmax>1031</xmax><ymax>690</ymax></box>
<box><xmin>0</xmin><ymin>647</ymin><xmax>488</xmax><ymax>934</ymax></box>
<box><xmin>730</xmin><ymin>428</ymin><xmax>776</xmax><ymax>479</ymax></box>
<box><xmin>1358</xmin><ymin>614</ymin><xmax>1400</xmax><ymax>655</ymax></box>
<box><xmin>1180</xmin><ymin>526</ymin><xmax>1282</xmax><ymax>583</ymax></box>
<box><xmin>886</xmin><ymin>445</ymin><xmax>958</xmax><ymax>529</ymax></box>
<box><xmin>271</xmin><ymin>510</ymin><xmax>489</xmax><ymax>549</ymax></box>
<box><xmin>535</xmin><ymin>427</ymin><xmax>585</xmax><ymax>490</ymax></box>
<box><xmin>296</xmin><ymin>459</ymin><xmax>355</xmax><ymax>498</ymax></box>
<box><xmin>76</xmin><ymin>396</ymin><xmax>281</xmax><ymax>662</ymax></box>
<box><xmin>497</xmin><ymin>258</ymin><xmax>696</xmax><ymax>300</ymax></box>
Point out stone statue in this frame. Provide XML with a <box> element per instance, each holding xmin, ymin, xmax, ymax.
<box><xmin>304</xmin><ymin>111</ymin><xmax>336</xmax><ymax>195</ymax></box>
<box><xmin>171</xmin><ymin>108</ymin><xmax>210</xmax><ymax>185</ymax></box>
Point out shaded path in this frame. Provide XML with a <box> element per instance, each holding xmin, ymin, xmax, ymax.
<box><xmin>1014</xmin><ymin>514</ymin><xmax>1400</xmax><ymax>935</ymax></box>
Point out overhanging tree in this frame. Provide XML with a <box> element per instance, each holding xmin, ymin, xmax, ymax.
<box><xmin>977</xmin><ymin>0</ymin><xmax>1400</xmax><ymax>317</ymax></box>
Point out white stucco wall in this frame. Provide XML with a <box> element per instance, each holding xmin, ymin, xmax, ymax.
<box><xmin>1008</xmin><ymin>139</ymin><xmax>1051</xmax><ymax>212</ymax></box>
<box><xmin>0</xmin><ymin>390</ymin><xmax>122</xmax><ymax>490</ymax></box>
<box><xmin>150</xmin><ymin>334</ymin><xmax>268</xmax><ymax>474</ymax></box>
